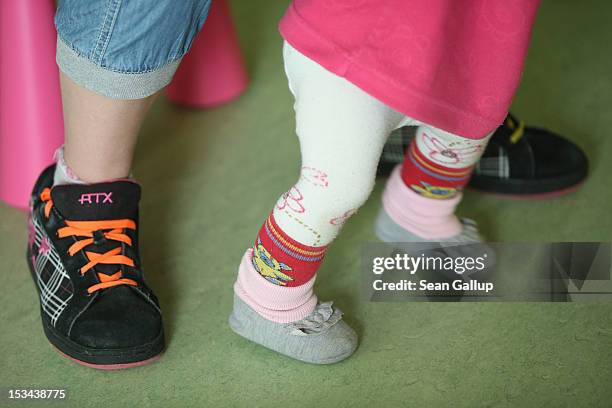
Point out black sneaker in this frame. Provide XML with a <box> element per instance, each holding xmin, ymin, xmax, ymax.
<box><xmin>377</xmin><ymin>113</ymin><xmax>589</xmax><ymax>197</ymax></box>
<box><xmin>26</xmin><ymin>165</ymin><xmax>164</xmax><ymax>369</ymax></box>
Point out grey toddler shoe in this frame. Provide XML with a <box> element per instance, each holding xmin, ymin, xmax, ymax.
<box><xmin>375</xmin><ymin>205</ymin><xmax>496</xmax><ymax>280</ymax></box>
<box><xmin>229</xmin><ymin>295</ymin><xmax>358</xmax><ymax>364</ymax></box>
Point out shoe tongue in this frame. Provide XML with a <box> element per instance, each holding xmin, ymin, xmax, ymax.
<box><xmin>50</xmin><ymin>180</ymin><xmax>141</xmax><ymax>220</ymax></box>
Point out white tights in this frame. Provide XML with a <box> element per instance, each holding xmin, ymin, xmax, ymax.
<box><xmin>274</xmin><ymin>42</ymin><xmax>487</xmax><ymax>247</ymax></box>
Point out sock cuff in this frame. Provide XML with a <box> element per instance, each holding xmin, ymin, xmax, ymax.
<box><xmin>234</xmin><ymin>249</ymin><xmax>317</xmax><ymax>323</ymax></box>
<box><xmin>383</xmin><ymin>166</ymin><xmax>463</xmax><ymax>239</ymax></box>
<box><xmin>53</xmin><ymin>146</ymin><xmax>84</xmax><ymax>186</ymax></box>
<box><xmin>264</xmin><ymin>213</ymin><xmax>327</xmax><ymax>260</ymax></box>
<box><xmin>408</xmin><ymin>142</ymin><xmax>474</xmax><ymax>178</ymax></box>
<box><xmin>252</xmin><ymin>213</ymin><xmax>327</xmax><ymax>287</ymax></box>
<box><xmin>392</xmin><ymin>166</ymin><xmax>462</xmax><ymax>213</ymax></box>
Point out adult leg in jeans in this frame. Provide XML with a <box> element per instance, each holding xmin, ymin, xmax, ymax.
<box><xmin>26</xmin><ymin>0</ymin><xmax>210</xmax><ymax>369</ymax></box>
<box><xmin>54</xmin><ymin>0</ymin><xmax>211</xmax><ymax>183</ymax></box>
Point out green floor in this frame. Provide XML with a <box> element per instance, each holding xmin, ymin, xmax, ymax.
<box><xmin>1</xmin><ymin>0</ymin><xmax>611</xmax><ymax>406</ymax></box>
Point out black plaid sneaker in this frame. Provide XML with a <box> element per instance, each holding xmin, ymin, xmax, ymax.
<box><xmin>26</xmin><ymin>165</ymin><xmax>164</xmax><ymax>369</ymax></box>
<box><xmin>377</xmin><ymin>113</ymin><xmax>589</xmax><ymax>197</ymax></box>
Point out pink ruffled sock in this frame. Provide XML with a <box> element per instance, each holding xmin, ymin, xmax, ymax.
<box><xmin>382</xmin><ymin>166</ymin><xmax>463</xmax><ymax>240</ymax></box>
<box><xmin>233</xmin><ymin>249</ymin><xmax>318</xmax><ymax>323</ymax></box>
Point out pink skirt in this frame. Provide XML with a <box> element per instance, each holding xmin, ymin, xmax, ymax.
<box><xmin>279</xmin><ymin>0</ymin><xmax>540</xmax><ymax>139</ymax></box>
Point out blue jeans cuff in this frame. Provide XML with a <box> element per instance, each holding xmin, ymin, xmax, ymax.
<box><xmin>56</xmin><ymin>37</ymin><xmax>181</xmax><ymax>99</ymax></box>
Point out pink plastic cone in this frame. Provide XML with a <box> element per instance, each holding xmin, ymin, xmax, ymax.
<box><xmin>165</xmin><ymin>0</ymin><xmax>248</xmax><ymax>108</ymax></box>
<box><xmin>0</xmin><ymin>0</ymin><xmax>63</xmax><ymax>209</ymax></box>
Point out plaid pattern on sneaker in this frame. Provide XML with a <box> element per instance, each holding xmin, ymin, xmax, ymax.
<box><xmin>474</xmin><ymin>145</ymin><xmax>511</xmax><ymax>179</ymax></box>
<box><xmin>381</xmin><ymin>126</ymin><xmax>411</xmax><ymax>164</ymax></box>
<box><xmin>377</xmin><ymin>113</ymin><xmax>588</xmax><ymax>196</ymax></box>
<box><xmin>28</xmin><ymin>210</ymin><xmax>73</xmax><ymax>326</ymax></box>
<box><xmin>379</xmin><ymin>125</ymin><xmax>511</xmax><ymax>178</ymax></box>
<box><xmin>378</xmin><ymin>126</ymin><xmax>414</xmax><ymax>176</ymax></box>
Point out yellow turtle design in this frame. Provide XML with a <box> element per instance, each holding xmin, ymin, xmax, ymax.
<box><xmin>411</xmin><ymin>181</ymin><xmax>457</xmax><ymax>199</ymax></box>
<box><xmin>252</xmin><ymin>239</ymin><xmax>294</xmax><ymax>286</ymax></box>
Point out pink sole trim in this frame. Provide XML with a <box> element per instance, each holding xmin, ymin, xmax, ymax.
<box><xmin>468</xmin><ymin>181</ymin><xmax>585</xmax><ymax>200</ymax></box>
<box><xmin>54</xmin><ymin>347</ymin><xmax>163</xmax><ymax>370</ymax></box>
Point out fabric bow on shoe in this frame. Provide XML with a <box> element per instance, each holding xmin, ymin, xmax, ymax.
<box><xmin>288</xmin><ymin>302</ymin><xmax>344</xmax><ymax>335</ymax></box>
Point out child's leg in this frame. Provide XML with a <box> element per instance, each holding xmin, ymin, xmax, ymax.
<box><xmin>230</xmin><ymin>42</ymin><xmax>411</xmax><ymax>364</ymax></box>
<box><xmin>377</xmin><ymin>125</ymin><xmax>492</xmax><ymax>241</ymax></box>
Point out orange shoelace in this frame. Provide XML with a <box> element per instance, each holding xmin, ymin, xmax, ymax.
<box><xmin>40</xmin><ymin>188</ymin><xmax>138</xmax><ymax>294</ymax></box>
